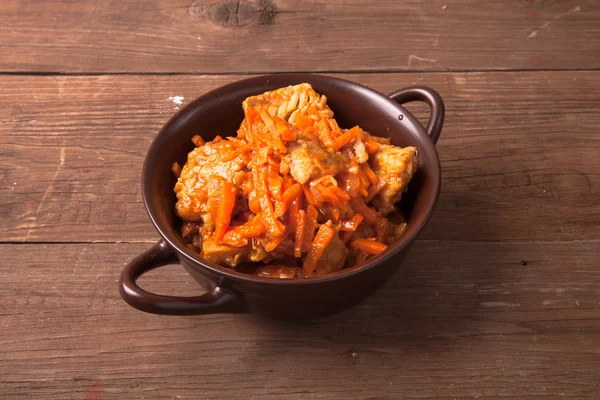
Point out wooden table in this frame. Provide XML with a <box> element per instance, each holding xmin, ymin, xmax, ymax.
<box><xmin>2</xmin><ymin>1</ymin><xmax>599</xmax><ymax>398</ymax></box>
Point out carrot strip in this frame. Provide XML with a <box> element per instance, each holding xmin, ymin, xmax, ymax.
<box><xmin>281</xmin><ymin>177</ymin><xmax>294</xmax><ymax>192</ymax></box>
<box><xmin>349</xmin><ymin>197</ymin><xmax>377</xmax><ymax>224</ymax></box>
<box><xmin>268</xmin><ymin>168</ymin><xmax>283</xmax><ymax>202</ymax></box>
<box><xmin>356</xmin><ymin>164</ymin><xmax>370</xmax><ymax>191</ymax></box>
<box><xmin>321</xmin><ymin>204</ymin><xmax>341</xmax><ymax>224</ymax></box>
<box><xmin>341</xmin><ymin>230</ymin><xmax>354</xmax><ymax>244</ymax></box>
<box><xmin>191</xmin><ymin>135</ymin><xmax>205</xmax><ymax>147</ymax></box>
<box><xmin>265</xmin><ymin>233</ymin><xmax>288</xmax><ymax>252</ymax></box>
<box><xmin>327</xmin><ymin>185</ymin><xmax>351</xmax><ymax>202</ymax></box>
<box><xmin>340</xmin><ymin>213</ymin><xmax>364</xmax><ymax>232</ymax></box>
<box><xmin>303</xmin><ymin>184</ymin><xmax>321</xmax><ymax>206</ymax></box>
<box><xmin>249</xmin><ymin>197</ymin><xmax>262</xmax><ymax>214</ymax></box>
<box><xmin>364</xmin><ymin>138</ymin><xmax>381</xmax><ymax>154</ymax></box>
<box><xmin>365</xmin><ymin>179</ymin><xmax>387</xmax><ymax>204</ymax></box>
<box><xmin>332</xmin><ymin>126</ymin><xmax>363</xmax><ymax>151</ymax></box>
<box><xmin>338</xmin><ymin>171</ymin><xmax>361</xmax><ymax>198</ymax></box>
<box><xmin>275</xmin><ymin>118</ymin><xmax>297</xmax><ymax>141</ymax></box>
<box><xmin>302</xmin><ymin>205</ymin><xmax>319</xmax><ymax>252</ymax></box>
<box><xmin>283</xmin><ymin>183</ymin><xmax>302</xmax><ymax>206</ymax></box>
<box><xmin>362</xmin><ymin>163</ymin><xmax>379</xmax><ymax>185</ymax></box>
<box><xmin>171</xmin><ymin>162</ymin><xmax>182</xmax><ymax>178</ymax></box>
<box><xmin>254</xmin><ymin>167</ymin><xmax>285</xmax><ymax>237</ymax></box>
<box><xmin>222</xmin><ymin>231</ymin><xmax>249</xmax><ymax>247</ymax></box>
<box><xmin>288</xmin><ymin>190</ymin><xmax>304</xmax><ymax>233</ymax></box>
<box><xmin>352</xmin><ymin>237</ymin><xmax>388</xmax><ymax>255</ymax></box>
<box><xmin>226</xmin><ymin>216</ymin><xmax>266</xmax><ymax>239</ymax></box>
<box><xmin>295</xmin><ymin>114</ymin><xmax>313</xmax><ymax>130</ymax></box>
<box><xmin>214</xmin><ymin>181</ymin><xmax>237</xmax><ymax>243</ymax></box>
<box><xmin>304</xmin><ymin>223</ymin><xmax>335</xmax><ymax>274</ymax></box>
<box><xmin>294</xmin><ymin>210</ymin><xmax>306</xmax><ymax>258</ymax></box>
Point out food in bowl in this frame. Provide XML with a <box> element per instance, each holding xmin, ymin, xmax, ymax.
<box><xmin>172</xmin><ymin>83</ymin><xmax>417</xmax><ymax>278</ymax></box>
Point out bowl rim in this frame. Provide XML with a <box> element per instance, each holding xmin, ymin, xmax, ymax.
<box><xmin>142</xmin><ymin>73</ymin><xmax>441</xmax><ymax>287</ymax></box>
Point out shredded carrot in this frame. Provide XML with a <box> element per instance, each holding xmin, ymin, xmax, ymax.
<box><xmin>352</xmin><ymin>237</ymin><xmax>388</xmax><ymax>255</ymax></box>
<box><xmin>226</xmin><ymin>216</ymin><xmax>266</xmax><ymax>239</ymax></box>
<box><xmin>364</xmin><ymin>138</ymin><xmax>381</xmax><ymax>154</ymax></box>
<box><xmin>287</xmin><ymin>189</ymin><xmax>304</xmax><ymax>233</ymax></box>
<box><xmin>214</xmin><ymin>181</ymin><xmax>237</xmax><ymax>243</ymax></box>
<box><xmin>321</xmin><ymin>204</ymin><xmax>341</xmax><ymax>224</ymax></box>
<box><xmin>341</xmin><ymin>230</ymin><xmax>354</xmax><ymax>244</ymax></box>
<box><xmin>283</xmin><ymin>183</ymin><xmax>303</xmax><ymax>206</ymax></box>
<box><xmin>267</xmin><ymin>155</ymin><xmax>281</xmax><ymax>172</ymax></box>
<box><xmin>254</xmin><ymin>167</ymin><xmax>285</xmax><ymax>237</ymax></box>
<box><xmin>362</xmin><ymin>163</ymin><xmax>379</xmax><ymax>185</ymax></box>
<box><xmin>365</xmin><ymin>179</ymin><xmax>387</xmax><ymax>204</ymax></box>
<box><xmin>295</xmin><ymin>114</ymin><xmax>313</xmax><ymax>130</ymax></box>
<box><xmin>275</xmin><ymin>118</ymin><xmax>297</xmax><ymax>141</ymax></box>
<box><xmin>269</xmin><ymin>173</ymin><xmax>283</xmax><ymax>202</ymax></box>
<box><xmin>316</xmin><ymin>184</ymin><xmax>349</xmax><ymax>210</ymax></box>
<box><xmin>340</xmin><ymin>213</ymin><xmax>364</xmax><ymax>232</ymax></box>
<box><xmin>191</xmin><ymin>135</ymin><xmax>205</xmax><ymax>147</ymax></box>
<box><xmin>338</xmin><ymin>171</ymin><xmax>361</xmax><ymax>198</ymax></box>
<box><xmin>356</xmin><ymin>163</ymin><xmax>370</xmax><ymax>192</ymax></box>
<box><xmin>349</xmin><ymin>197</ymin><xmax>377</xmax><ymax>224</ymax></box>
<box><xmin>304</xmin><ymin>223</ymin><xmax>335</xmax><ymax>274</ymax></box>
<box><xmin>249</xmin><ymin>197</ymin><xmax>262</xmax><ymax>214</ymax></box>
<box><xmin>303</xmin><ymin>184</ymin><xmax>319</xmax><ymax>206</ymax></box>
<box><xmin>171</xmin><ymin>162</ymin><xmax>182</xmax><ymax>178</ymax></box>
<box><xmin>265</xmin><ymin>233</ymin><xmax>288</xmax><ymax>252</ymax></box>
<box><xmin>302</xmin><ymin>205</ymin><xmax>319</xmax><ymax>252</ymax></box>
<box><xmin>332</xmin><ymin>126</ymin><xmax>363</xmax><ymax>151</ymax></box>
<box><xmin>222</xmin><ymin>231</ymin><xmax>249</xmax><ymax>247</ymax></box>
<box><xmin>340</xmin><ymin>230</ymin><xmax>354</xmax><ymax>244</ymax></box>
<box><xmin>294</xmin><ymin>210</ymin><xmax>306</xmax><ymax>258</ymax></box>
<box><xmin>275</xmin><ymin>181</ymin><xmax>299</xmax><ymax>217</ymax></box>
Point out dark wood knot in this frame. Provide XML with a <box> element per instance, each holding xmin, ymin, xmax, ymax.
<box><xmin>191</xmin><ymin>0</ymin><xmax>278</xmax><ymax>27</ymax></box>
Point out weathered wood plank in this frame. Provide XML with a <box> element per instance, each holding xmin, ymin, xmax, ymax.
<box><xmin>1</xmin><ymin>241</ymin><xmax>598</xmax><ymax>399</ymax></box>
<box><xmin>2</xmin><ymin>72</ymin><xmax>599</xmax><ymax>242</ymax></box>
<box><xmin>1</xmin><ymin>0</ymin><xmax>599</xmax><ymax>73</ymax></box>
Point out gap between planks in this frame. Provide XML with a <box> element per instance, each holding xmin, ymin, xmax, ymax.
<box><xmin>2</xmin><ymin>67</ymin><xmax>600</xmax><ymax>77</ymax></box>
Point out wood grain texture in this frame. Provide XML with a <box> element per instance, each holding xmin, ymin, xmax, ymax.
<box><xmin>2</xmin><ymin>72</ymin><xmax>599</xmax><ymax>242</ymax></box>
<box><xmin>1</xmin><ymin>0</ymin><xmax>600</xmax><ymax>73</ymax></box>
<box><xmin>1</xmin><ymin>241</ymin><xmax>599</xmax><ymax>399</ymax></box>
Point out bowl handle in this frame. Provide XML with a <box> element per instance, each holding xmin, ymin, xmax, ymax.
<box><xmin>388</xmin><ymin>86</ymin><xmax>445</xmax><ymax>145</ymax></box>
<box><xmin>119</xmin><ymin>240</ymin><xmax>245</xmax><ymax>315</ymax></box>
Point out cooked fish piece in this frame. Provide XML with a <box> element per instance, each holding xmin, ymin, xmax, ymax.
<box><xmin>285</xmin><ymin>139</ymin><xmax>344</xmax><ymax>184</ymax></box>
<box><xmin>370</xmin><ymin>145</ymin><xmax>418</xmax><ymax>215</ymax></box>
<box><xmin>174</xmin><ymin>139</ymin><xmax>249</xmax><ymax>225</ymax></box>
<box><xmin>242</xmin><ymin>83</ymin><xmax>333</xmax><ymax>124</ymax></box>
<box><xmin>315</xmin><ymin>231</ymin><xmax>348</xmax><ymax>275</ymax></box>
<box><xmin>201</xmin><ymin>240</ymin><xmax>248</xmax><ymax>268</ymax></box>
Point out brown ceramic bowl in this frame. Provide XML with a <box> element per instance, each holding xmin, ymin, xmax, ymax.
<box><xmin>119</xmin><ymin>74</ymin><xmax>444</xmax><ymax>320</ymax></box>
